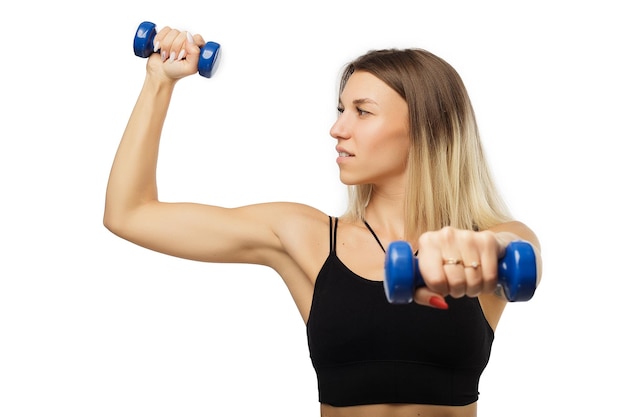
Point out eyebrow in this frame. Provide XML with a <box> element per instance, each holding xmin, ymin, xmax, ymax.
<box><xmin>338</xmin><ymin>98</ymin><xmax>379</xmax><ymax>107</ymax></box>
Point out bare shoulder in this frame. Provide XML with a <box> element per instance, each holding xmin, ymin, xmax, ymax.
<box><xmin>255</xmin><ymin>201</ymin><xmax>330</xmax><ymax>235</ymax></box>
<box><xmin>229</xmin><ymin>201</ymin><xmax>332</xmax><ymax>266</ymax></box>
<box><xmin>264</xmin><ymin>202</ymin><xmax>333</xmax><ymax>262</ymax></box>
<box><xmin>255</xmin><ymin>202</ymin><xmax>334</xmax><ymax>320</ymax></box>
<box><xmin>489</xmin><ymin>220</ymin><xmax>541</xmax><ymax>249</ymax></box>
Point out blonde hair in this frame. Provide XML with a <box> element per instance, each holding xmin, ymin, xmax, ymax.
<box><xmin>340</xmin><ymin>48</ymin><xmax>511</xmax><ymax>240</ymax></box>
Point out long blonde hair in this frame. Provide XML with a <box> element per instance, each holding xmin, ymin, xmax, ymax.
<box><xmin>340</xmin><ymin>48</ymin><xmax>511</xmax><ymax>240</ymax></box>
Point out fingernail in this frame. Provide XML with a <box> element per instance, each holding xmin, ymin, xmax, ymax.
<box><xmin>178</xmin><ymin>49</ymin><xmax>186</xmax><ymax>60</ymax></box>
<box><xmin>429</xmin><ymin>296</ymin><xmax>449</xmax><ymax>310</ymax></box>
<box><xmin>161</xmin><ymin>51</ymin><xmax>167</xmax><ymax>61</ymax></box>
<box><xmin>186</xmin><ymin>31</ymin><xmax>194</xmax><ymax>44</ymax></box>
<box><xmin>169</xmin><ymin>51</ymin><xmax>176</xmax><ymax>62</ymax></box>
<box><xmin>153</xmin><ymin>40</ymin><xmax>160</xmax><ymax>52</ymax></box>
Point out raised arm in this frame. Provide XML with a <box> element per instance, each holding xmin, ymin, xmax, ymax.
<box><xmin>103</xmin><ymin>27</ymin><xmax>298</xmax><ymax>266</ymax></box>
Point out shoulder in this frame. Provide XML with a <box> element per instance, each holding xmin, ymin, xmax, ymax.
<box><xmin>488</xmin><ymin>220</ymin><xmax>540</xmax><ymax>249</ymax></box>
<box><xmin>257</xmin><ymin>201</ymin><xmax>331</xmax><ymax>229</ymax></box>
<box><xmin>260</xmin><ymin>203</ymin><xmax>335</xmax><ymax>293</ymax></box>
<box><xmin>267</xmin><ymin>202</ymin><xmax>333</xmax><ymax>250</ymax></box>
<box><xmin>231</xmin><ymin>201</ymin><xmax>330</xmax><ymax>233</ymax></box>
<box><xmin>241</xmin><ymin>201</ymin><xmax>333</xmax><ymax>258</ymax></box>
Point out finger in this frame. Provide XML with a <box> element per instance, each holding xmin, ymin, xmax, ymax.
<box><xmin>480</xmin><ymin>246</ymin><xmax>499</xmax><ymax>294</ymax></box>
<box><xmin>416</xmin><ymin>250</ymin><xmax>450</xmax><ymax>296</ymax></box>
<box><xmin>474</xmin><ymin>231</ymin><xmax>500</xmax><ymax>294</ymax></box>
<box><xmin>191</xmin><ymin>33</ymin><xmax>206</xmax><ymax>49</ymax></box>
<box><xmin>462</xmin><ymin>259</ymin><xmax>483</xmax><ymax>297</ymax></box>
<box><xmin>413</xmin><ymin>287</ymin><xmax>449</xmax><ymax>310</ymax></box>
<box><xmin>442</xmin><ymin>258</ymin><xmax>466</xmax><ymax>298</ymax></box>
<box><xmin>459</xmin><ymin>243</ymin><xmax>483</xmax><ymax>297</ymax></box>
<box><xmin>421</xmin><ymin>227</ymin><xmax>466</xmax><ymax>297</ymax></box>
<box><xmin>153</xmin><ymin>26</ymin><xmax>171</xmax><ymax>53</ymax></box>
<box><xmin>178</xmin><ymin>31</ymin><xmax>202</xmax><ymax>64</ymax></box>
<box><xmin>178</xmin><ymin>31</ymin><xmax>194</xmax><ymax>60</ymax></box>
<box><xmin>415</xmin><ymin>233</ymin><xmax>449</xmax><ymax>295</ymax></box>
<box><xmin>158</xmin><ymin>28</ymin><xmax>183</xmax><ymax>61</ymax></box>
<box><xmin>170</xmin><ymin>31</ymin><xmax>189</xmax><ymax>62</ymax></box>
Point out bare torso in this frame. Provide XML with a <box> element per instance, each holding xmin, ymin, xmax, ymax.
<box><xmin>320</xmin><ymin>402</ymin><xmax>477</xmax><ymax>417</ymax></box>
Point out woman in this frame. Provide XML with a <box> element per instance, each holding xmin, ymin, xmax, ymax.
<box><xmin>104</xmin><ymin>26</ymin><xmax>542</xmax><ymax>417</ymax></box>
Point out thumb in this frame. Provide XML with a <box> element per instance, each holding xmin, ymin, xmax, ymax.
<box><xmin>413</xmin><ymin>287</ymin><xmax>449</xmax><ymax>310</ymax></box>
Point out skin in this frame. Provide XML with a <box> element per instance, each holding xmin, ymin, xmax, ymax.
<box><xmin>104</xmin><ymin>27</ymin><xmax>542</xmax><ymax>417</ymax></box>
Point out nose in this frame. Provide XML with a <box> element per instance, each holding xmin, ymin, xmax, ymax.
<box><xmin>330</xmin><ymin>113</ymin><xmax>349</xmax><ymax>141</ymax></box>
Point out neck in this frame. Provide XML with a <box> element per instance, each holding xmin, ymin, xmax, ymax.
<box><xmin>364</xmin><ymin>186</ymin><xmax>406</xmax><ymax>241</ymax></box>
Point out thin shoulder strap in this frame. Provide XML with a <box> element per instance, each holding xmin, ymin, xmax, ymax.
<box><xmin>363</xmin><ymin>219</ymin><xmax>387</xmax><ymax>253</ymax></box>
<box><xmin>363</xmin><ymin>219</ymin><xmax>419</xmax><ymax>256</ymax></box>
<box><xmin>328</xmin><ymin>216</ymin><xmax>338</xmax><ymax>254</ymax></box>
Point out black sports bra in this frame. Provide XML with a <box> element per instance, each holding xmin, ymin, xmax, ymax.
<box><xmin>306</xmin><ymin>217</ymin><xmax>494</xmax><ymax>406</ymax></box>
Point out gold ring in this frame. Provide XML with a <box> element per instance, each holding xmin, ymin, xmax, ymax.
<box><xmin>465</xmin><ymin>261</ymin><xmax>480</xmax><ymax>269</ymax></box>
<box><xmin>443</xmin><ymin>258</ymin><xmax>463</xmax><ymax>266</ymax></box>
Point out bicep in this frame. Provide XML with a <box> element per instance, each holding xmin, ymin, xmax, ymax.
<box><xmin>106</xmin><ymin>201</ymin><xmax>287</xmax><ymax>265</ymax></box>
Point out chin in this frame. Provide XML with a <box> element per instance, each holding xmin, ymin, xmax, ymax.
<box><xmin>338</xmin><ymin>170</ymin><xmax>370</xmax><ymax>186</ymax></box>
<box><xmin>339</xmin><ymin>176</ymin><xmax>366</xmax><ymax>187</ymax></box>
<box><xmin>338</xmin><ymin>174</ymin><xmax>356</xmax><ymax>185</ymax></box>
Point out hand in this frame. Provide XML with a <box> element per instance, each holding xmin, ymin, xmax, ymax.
<box><xmin>412</xmin><ymin>227</ymin><xmax>507</xmax><ymax>307</ymax></box>
<box><xmin>146</xmin><ymin>26</ymin><xmax>206</xmax><ymax>81</ymax></box>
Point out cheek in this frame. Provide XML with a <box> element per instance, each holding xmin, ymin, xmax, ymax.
<box><xmin>383</xmin><ymin>131</ymin><xmax>411</xmax><ymax>169</ymax></box>
<box><xmin>371</xmin><ymin>126</ymin><xmax>411</xmax><ymax>157</ymax></box>
<box><xmin>365</xmin><ymin>136</ymin><xmax>410</xmax><ymax>177</ymax></box>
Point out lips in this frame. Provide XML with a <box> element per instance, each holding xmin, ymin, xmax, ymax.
<box><xmin>336</xmin><ymin>147</ymin><xmax>354</xmax><ymax>157</ymax></box>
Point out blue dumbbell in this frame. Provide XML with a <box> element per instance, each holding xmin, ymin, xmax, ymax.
<box><xmin>384</xmin><ymin>240</ymin><xmax>537</xmax><ymax>304</ymax></box>
<box><xmin>133</xmin><ymin>21</ymin><xmax>221</xmax><ymax>78</ymax></box>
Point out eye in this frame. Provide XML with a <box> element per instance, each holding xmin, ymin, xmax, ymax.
<box><xmin>356</xmin><ymin>107</ymin><xmax>370</xmax><ymax>116</ymax></box>
<box><xmin>336</xmin><ymin>106</ymin><xmax>345</xmax><ymax>114</ymax></box>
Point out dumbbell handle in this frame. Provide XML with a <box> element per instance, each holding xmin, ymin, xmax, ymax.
<box><xmin>384</xmin><ymin>240</ymin><xmax>537</xmax><ymax>304</ymax></box>
<box><xmin>133</xmin><ymin>21</ymin><xmax>221</xmax><ymax>78</ymax></box>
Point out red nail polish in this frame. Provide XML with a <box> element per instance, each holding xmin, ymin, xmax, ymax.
<box><xmin>429</xmin><ymin>296</ymin><xmax>449</xmax><ymax>310</ymax></box>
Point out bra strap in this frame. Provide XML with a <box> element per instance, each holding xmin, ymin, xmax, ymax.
<box><xmin>329</xmin><ymin>216</ymin><xmax>338</xmax><ymax>254</ymax></box>
<box><xmin>362</xmin><ymin>219</ymin><xmax>419</xmax><ymax>256</ymax></box>
<box><xmin>363</xmin><ymin>219</ymin><xmax>386</xmax><ymax>254</ymax></box>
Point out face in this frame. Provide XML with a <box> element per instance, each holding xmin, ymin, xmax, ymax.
<box><xmin>330</xmin><ymin>71</ymin><xmax>411</xmax><ymax>187</ymax></box>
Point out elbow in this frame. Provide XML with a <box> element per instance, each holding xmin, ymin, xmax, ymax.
<box><xmin>103</xmin><ymin>210</ymin><xmax>119</xmax><ymax>236</ymax></box>
<box><xmin>102</xmin><ymin>206</ymin><xmax>128</xmax><ymax>238</ymax></box>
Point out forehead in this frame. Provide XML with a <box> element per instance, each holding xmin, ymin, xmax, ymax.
<box><xmin>340</xmin><ymin>71</ymin><xmax>404</xmax><ymax>106</ymax></box>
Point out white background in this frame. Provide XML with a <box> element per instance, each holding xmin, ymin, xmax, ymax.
<box><xmin>1</xmin><ymin>1</ymin><xmax>624</xmax><ymax>416</ymax></box>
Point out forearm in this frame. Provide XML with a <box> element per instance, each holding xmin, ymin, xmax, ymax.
<box><xmin>104</xmin><ymin>74</ymin><xmax>176</xmax><ymax>229</ymax></box>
